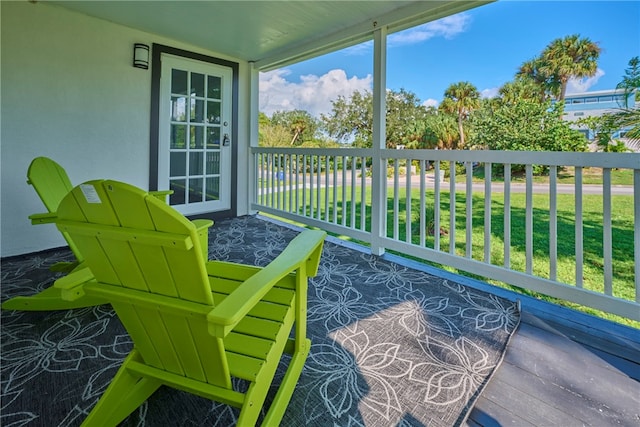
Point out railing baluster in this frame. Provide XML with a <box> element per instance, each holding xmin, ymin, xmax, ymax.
<box><xmin>309</xmin><ymin>156</ymin><xmax>315</xmax><ymax>218</ymax></box>
<box><xmin>361</xmin><ymin>157</ymin><xmax>367</xmax><ymax>232</ymax></box>
<box><xmin>526</xmin><ymin>164</ymin><xmax>533</xmax><ymax>275</ymax></box>
<box><xmin>292</xmin><ymin>154</ymin><xmax>297</xmax><ymax>213</ymax></box>
<box><xmin>466</xmin><ymin>161</ymin><xmax>473</xmax><ymax>258</ymax></box>
<box><xmin>341</xmin><ymin>157</ymin><xmax>348</xmax><ymax>226</ymax></box>
<box><xmin>504</xmin><ymin>163</ymin><xmax>511</xmax><ymax>269</ymax></box>
<box><xmin>332</xmin><ymin>157</ymin><xmax>338</xmax><ymax>224</ymax></box>
<box><xmin>484</xmin><ymin>162</ymin><xmax>492</xmax><ymax>263</ymax></box>
<box><xmin>393</xmin><ymin>159</ymin><xmax>400</xmax><ymax>240</ymax></box>
<box><xmin>603</xmin><ymin>167</ymin><xmax>612</xmax><ymax>296</ymax></box>
<box><xmin>288</xmin><ymin>154</ymin><xmax>293</xmax><ymax>213</ymax></box>
<box><xmin>351</xmin><ymin>157</ymin><xmax>357</xmax><ymax>229</ymax></box>
<box><xmin>575</xmin><ymin>166</ymin><xmax>583</xmax><ymax>288</ymax></box>
<box><xmin>316</xmin><ymin>155</ymin><xmax>322</xmax><ymax>220</ymax></box>
<box><xmin>449</xmin><ymin>161</ymin><xmax>456</xmax><ymax>255</ymax></box>
<box><xmin>268</xmin><ymin>153</ymin><xmax>274</xmax><ymax>208</ymax></box>
<box><xmin>419</xmin><ymin>159</ymin><xmax>426</xmax><ymax>247</ymax></box>
<box><xmin>635</xmin><ymin>169</ymin><xmax>640</xmax><ymax>302</ymax></box>
<box><xmin>259</xmin><ymin>153</ymin><xmax>265</xmax><ymax>206</ymax></box>
<box><xmin>550</xmin><ymin>165</ymin><xmax>557</xmax><ymax>281</ymax></box>
<box><xmin>325</xmin><ymin>156</ymin><xmax>331</xmax><ymax>222</ymax></box>
<box><xmin>434</xmin><ymin>161</ymin><xmax>441</xmax><ymax>251</ymax></box>
<box><xmin>276</xmin><ymin>154</ymin><xmax>281</xmax><ymax>211</ymax></box>
<box><xmin>406</xmin><ymin>159</ymin><xmax>412</xmax><ymax>244</ymax></box>
<box><xmin>301</xmin><ymin>155</ymin><xmax>307</xmax><ymax>216</ymax></box>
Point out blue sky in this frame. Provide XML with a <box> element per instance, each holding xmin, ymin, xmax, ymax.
<box><xmin>259</xmin><ymin>0</ymin><xmax>639</xmax><ymax>117</ymax></box>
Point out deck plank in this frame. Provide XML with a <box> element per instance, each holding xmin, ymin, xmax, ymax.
<box><xmin>469</xmin><ymin>313</ymin><xmax>640</xmax><ymax>426</ymax></box>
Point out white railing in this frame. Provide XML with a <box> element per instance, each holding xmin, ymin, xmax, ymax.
<box><xmin>252</xmin><ymin>147</ymin><xmax>640</xmax><ymax>321</ymax></box>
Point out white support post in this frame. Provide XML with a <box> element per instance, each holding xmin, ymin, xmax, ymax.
<box><xmin>370</xmin><ymin>25</ymin><xmax>387</xmax><ymax>256</ymax></box>
<box><xmin>248</xmin><ymin>62</ymin><xmax>260</xmax><ymax>214</ymax></box>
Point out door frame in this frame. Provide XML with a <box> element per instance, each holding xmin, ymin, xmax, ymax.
<box><xmin>149</xmin><ymin>43</ymin><xmax>238</xmax><ymax>220</ymax></box>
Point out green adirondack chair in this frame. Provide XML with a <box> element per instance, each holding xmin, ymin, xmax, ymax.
<box><xmin>1</xmin><ymin>157</ymin><xmax>211</xmax><ymax>311</ymax></box>
<box><xmin>53</xmin><ymin>179</ymin><xmax>325</xmax><ymax>426</ymax></box>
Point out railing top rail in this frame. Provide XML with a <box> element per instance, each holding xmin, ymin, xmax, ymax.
<box><xmin>381</xmin><ymin>150</ymin><xmax>640</xmax><ymax>169</ymax></box>
<box><xmin>253</xmin><ymin>147</ymin><xmax>640</xmax><ymax>169</ymax></box>
<box><xmin>251</xmin><ymin>147</ymin><xmax>372</xmax><ymax>157</ymax></box>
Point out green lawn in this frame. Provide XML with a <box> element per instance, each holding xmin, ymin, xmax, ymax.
<box><xmin>468</xmin><ymin>166</ymin><xmax>635</xmax><ymax>186</ymax></box>
<box><xmin>264</xmin><ymin>185</ymin><xmax>637</xmax><ymax>327</ymax></box>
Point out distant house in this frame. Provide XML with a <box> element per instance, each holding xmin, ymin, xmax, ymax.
<box><xmin>561</xmin><ymin>89</ymin><xmax>636</xmax><ymax>150</ymax></box>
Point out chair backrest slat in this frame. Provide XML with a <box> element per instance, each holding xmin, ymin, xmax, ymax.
<box><xmin>27</xmin><ymin>157</ymin><xmax>74</xmax><ymax>213</ymax></box>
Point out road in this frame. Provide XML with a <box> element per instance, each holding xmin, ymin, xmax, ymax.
<box><xmin>274</xmin><ymin>171</ymin><xmax>635</xmax><ymax>196</ymax></box>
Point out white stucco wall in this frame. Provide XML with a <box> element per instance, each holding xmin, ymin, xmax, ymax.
<box><xmin>1</xmin><ymin>2</ymin><xmax>251</xmax><ymax>257</ymax></box>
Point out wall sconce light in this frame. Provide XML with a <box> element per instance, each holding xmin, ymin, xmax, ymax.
<box><xmin>133</xmin><ymin>43</ymin><xmax>150</xmax><ymax>69</ymax></box>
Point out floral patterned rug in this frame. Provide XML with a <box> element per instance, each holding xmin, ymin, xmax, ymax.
<box><xmin>1</xmin><ymin>215</ymin><xmax>520</xmax><ymax>426</ymax></box>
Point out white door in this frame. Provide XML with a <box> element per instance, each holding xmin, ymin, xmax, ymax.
<box><xmin>158</xmin><ymin>54</ymin><xmax>232</xmax><ymax>215</ymax></box>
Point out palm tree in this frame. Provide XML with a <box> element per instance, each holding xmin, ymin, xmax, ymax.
<box><xmin>500</xmin><ymin>77</ymin><xmax>546</xmax><ymax>104</ymax></box>
<box><xmin>616</xmin><ymin>56</ymin><xmax>639</xmax><ymax>108</ymax></box>
<box><xmin>441</xmin><ymin>82</ymin><xmax>480</xmax><ymax>148</ymax></box>
<box><xmin>515</xmin><ymin>59</ymin><xmax>552</xmax><ymax>102</ymax></box>
<box><xmin>540</xmin><ymin>34</ymin><xmax>601</xmax><ymax>101</ymax></box>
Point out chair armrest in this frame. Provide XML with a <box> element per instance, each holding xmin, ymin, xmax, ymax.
<box><xmin>206</xmin><ymin>229</ymin><xmax>325</xmax><ymax>338</ymax></box>
<box><xmin>149</xmin><ymin>190</ymin><xmax>173</xmax><ymax>202</ymax></box>
<box><xmin>54</xmin><ymin>267</ymin><xmax>95</xmax><ymax>301</ymax></box>
<box><xmin>192</xmin><ymin>219</ymin><xmax>213</xmax><ymax>231</ymax></box>
<box><xmin>29</xmin><ymin>212</ymin><xmax>57</xmax><ymax>225</ymax></box>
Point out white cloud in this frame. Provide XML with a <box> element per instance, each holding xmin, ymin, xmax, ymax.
<box><xmin>566</xmin><ymin>68</ymin><xmax>605</xmax><ymax>94</ymax></box>
<box><xmin>389</xmin><ymin>13</ymin><xmax>471</xmax><ymax>46</ymax></box>
<box><xmin>259</xmin><ymin>69</ymin><xmax>372</xmax><ymax>117</ymax></box>
<box><xmin>480</xmin><ymin>87</ymin><xmax>500</xmax><ymax>99</ymax></box>
<box><xmin>343</xmin><ymin>13</ymin><xmax>471</xmax><ymax>55</ymax></box>
<box><xmin>423</xmin><ymin>99</ymin><xmax>439</xmax><ymax>108</ymax></box>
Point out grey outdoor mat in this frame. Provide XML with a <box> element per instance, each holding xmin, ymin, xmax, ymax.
<box><xmin>1</xmin><ymin>215</ymin><xmax>520</xmax><ymax>426</ymax></box>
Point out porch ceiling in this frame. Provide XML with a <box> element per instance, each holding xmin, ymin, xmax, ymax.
<box><xmin>50</xmin><ymin>0</ymin><xmax>490</xmax><ymax>70</ymax></box>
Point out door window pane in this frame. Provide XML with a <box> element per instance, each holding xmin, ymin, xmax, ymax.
<box><xmin>207</xmin><ymin>127</ymin><xmax>220</xmax><ymax>148</ymax></box>
<box><xmin>191</xmin><ymin>73</ymin><xmax>205</xmax><ymax>97</ymax></box>
<box><xmin>208</xmin><ymin>76</ymin><xmax>221</xmax><ymax>99</ymax></box>
<box><xmin>190</xmin><ymin>126</ymin><xmax>204</xmax><ymax>149</ymax></box>
<box><xmin>170</xmin><ymin>152</ymin><xmax>186</xmax><ymax>177</ymax></box>
<box><xmin>170</xmin><ymin>179</ymin><xmax>186</xmax><ymax>205</ymax></box>
<box><xmin>189</xmin><ymin>178</ymin><xmax>203</xmax><ymax>203</ymax></box>
<box><xmin>190</xmin><ymin>152</ymin><xmax>203</xmax><ymax>175</ymax></box>
<box><xmin>170</xmin><ymin>125</ymin><xmax>186</xmax><ymax>149</ymax></box>
<box><xmin>171</xmin><ymin>69</ymin><xmax>188</xmax><ymax>95</ymax></box>
<box><xmin>206</xmin><ymin>177</ymin><xmax>220</xmax><ymax>201</ymax></box>
<box><xmin>207</xmin><ymin>101</ymin><xmax>221</xmax><ymax>124</ymax></box>
<box><xmin>191</xmin><ymin>99</ymin><xmax>205</xmax><ymax>123</ymax></box>
<box><xmin>206</xmin><ymin>151</ymin><xmax>220</xmax><ymax>174</ymax></box>
<box><xmin>171</xmin><ymin>97</ymin><xmax>187</xmax><ymax>121</ymax></box>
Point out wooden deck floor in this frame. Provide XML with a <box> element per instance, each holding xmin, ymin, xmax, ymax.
<box><xmin>379</xmin><ymin>252</ymin><xmax>640</xmax><ymax>427</ymax></box>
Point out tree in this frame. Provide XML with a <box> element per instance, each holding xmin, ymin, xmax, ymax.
<box><xmin>616</xmin><ymin>56</ymin><xmax>640</xmax><ymax>107</ymax></box>
<box><xmin>440</xmin><ymin>82</ymin><xmax>480</xmax><ymax>148</ymax></box>
<box><xmin>499</xmin><ymin>76</ymin><xmax>546</xmax><ymax>104</ymax></box>
<box><xmin>258</xmin><ymin>112</ymin><xmax>291</xmax><ymax>147</ymax></box>
<box><xmin>471</xmin><ymin>99</ymin><xmax>588</xmax><ymax>173</ymax></box>
<box><xmin>605</xmin><ymin>56</ymin><xmax>640</xmax><ymax>146</ymax></box>
<box><xmin>270</xmin><ymin>110</ymin><xmax>319</xmax><ymax>145</ymax></box>
<box><xmin>576</xmin><ymin>115</ymin><xmax>629</xmax><ymax>153</ymax></box>
<box><xmin>321</xmin><ymin>88</ymin><xmax>429</xmax><ymax>148</ymax></box>
<box><xmin>515</xmin><ymin>59</ymin><xmax>551</xmax><ymax>102</ymax></box>
<box><xmin>321</xmin><ymin>90</ymin><xmax>372</xmax><ymax>144</ymax></box>
<box><xmin>517</xmin><ymin>35</ymin><xmax>601</xmax><ymax>101</ymax></box>
<box><xmin>414</xmin><ymin>112</ymin><xmax>460</xmax><ymax>149</ymax></box>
